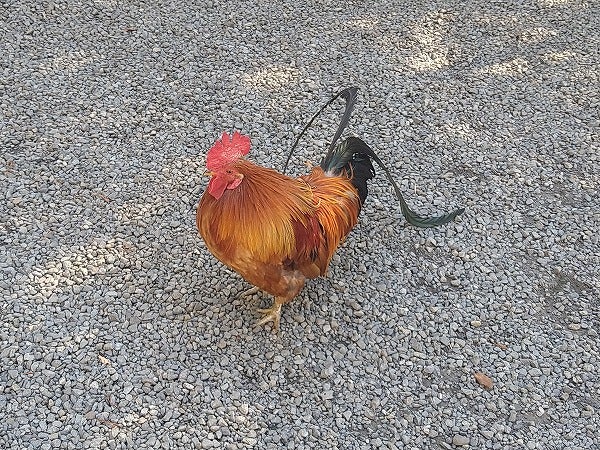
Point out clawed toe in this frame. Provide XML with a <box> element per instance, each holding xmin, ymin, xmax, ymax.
<box><xmin>240</xmin><ymin>286</ymin><xmax>260</xmax><ymax>298</ymax></box>
<box><xmin>255</xmin><ymin>303</ymin><xmax>282</xmax><ymax>331</ymax></box>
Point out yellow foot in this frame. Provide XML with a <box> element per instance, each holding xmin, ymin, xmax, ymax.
<box><xmin>240</xmin><ymin>286</ymin><xmax>260</xmax><ymax>298</ymax></box>
<box><xmin>255</xmin><ymin>302</ymin><xmax>282</xmax><ymax>331</ymax></box>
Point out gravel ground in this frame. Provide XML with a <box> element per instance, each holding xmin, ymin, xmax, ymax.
<box><xmin>1</xmin><ymin>0</ymin><xmax>599</xmax><ymax>449</ymax></box>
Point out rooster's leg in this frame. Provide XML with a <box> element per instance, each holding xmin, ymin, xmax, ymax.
<box><xmin>255</xmin><ymin>297</ymin><xmax>285</xmax><ymax>330</ymax></box>
<box><xmin>240</xmin><ymin>286</ymin><xmax>260</xmax><ymax>298</ymax></box>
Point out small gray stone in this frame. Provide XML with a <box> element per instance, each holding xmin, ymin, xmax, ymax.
<box><xmin>452</xmin><ymin>435</ymin><xmax>470</xmax><ymax>446</ymax></box>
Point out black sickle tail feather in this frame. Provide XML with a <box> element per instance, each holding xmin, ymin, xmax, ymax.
<box><xmin>322</xmin><ymin>137</ymin><xmax>465</xmax><ymax>228</ymax></box>
<box><xmin>283</xmin><ymin>87</ymin><xmax>358</xmax><ymax>175</ymax></box>
<box><xmin>347</xmin><ymin>153</ymin><xmax>375</xmax><ymax>206</ymax></box>
<box><xmin>286</xmin><ymin>87</ymin><xmax>464</xmax><ymax>228</ymax></box>
<box><xmin>319</xmin><ymin>136</ymin><xmax>375</xmax><ymax>206</ymax></box>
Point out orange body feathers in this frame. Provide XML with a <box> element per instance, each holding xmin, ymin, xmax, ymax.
<box><xmin>197</xmin><ymin>158</ymin><xmax>361</xmax><ymax>302</ymax></box>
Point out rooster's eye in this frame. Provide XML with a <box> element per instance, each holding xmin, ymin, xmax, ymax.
<box><xmin>226</xmin><ymin>170</ymin><xmax>232</xmax><ymax>174</ymax></box>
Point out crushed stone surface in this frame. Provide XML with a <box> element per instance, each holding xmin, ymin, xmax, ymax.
<box><xmin>1</xmin><ymin>1</ymin><xmax>599</xmax><ymax>449</ymax></box>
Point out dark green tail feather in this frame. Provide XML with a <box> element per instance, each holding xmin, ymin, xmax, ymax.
<box><xmin>286</xmin><ymin>87</ymin><xmax>464</xmax><ymax>228</ymax></box>
<box><xmin>324</xmin><ymin>137</ymin><xmax>464</xmax><ymax>228</ymax></box>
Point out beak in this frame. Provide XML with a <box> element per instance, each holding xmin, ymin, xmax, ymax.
<box><xmin>203</xmin><ymin>171</ymin><xmax>214</xmax><ymax>177</ymax></box>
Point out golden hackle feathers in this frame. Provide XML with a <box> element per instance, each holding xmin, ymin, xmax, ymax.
<box><xmin>300</xmin><ymin>167</ymin><xmax>360</xmax><ymax>271</ymax></box>
<box><xmin>199</xmin><ymin>160</ymin><xmax>313</xmax><ymax>263</ymax></box>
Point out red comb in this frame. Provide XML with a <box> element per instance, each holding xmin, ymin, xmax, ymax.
<box><xmin>206</xmin><ymin>132</ymin><xmax>251</xmax><ymax>171</ymax></box>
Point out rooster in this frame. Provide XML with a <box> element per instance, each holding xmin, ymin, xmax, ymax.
<box><xmin>197</xmin><ymin>87</ymin><xmax>463</xmax><ymax>329</ymax></box>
